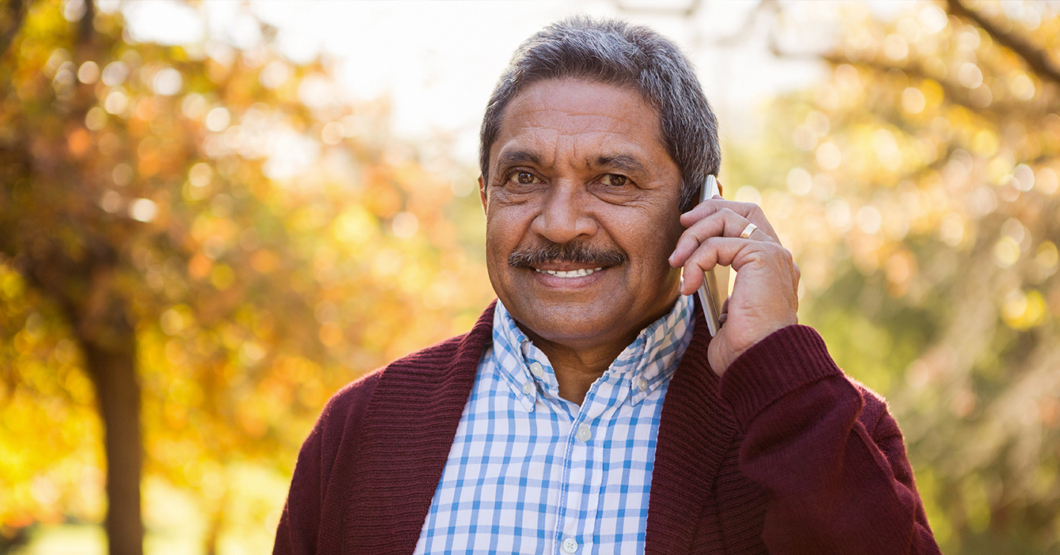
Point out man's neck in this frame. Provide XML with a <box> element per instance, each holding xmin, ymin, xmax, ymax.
<box><xmin>504</xmin><ymin>295</ymin><xmax>687</xmax><ymax>406</ymax></box>
<box><xmin>524</xmin><ymin>338</ymin><xmax>627</xmax><ymax>405</ymax></box>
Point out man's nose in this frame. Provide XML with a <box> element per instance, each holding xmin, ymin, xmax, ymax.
<box><xmin>530</xmin><ymin>184</ymin><xmax>596</xmax><ymax>244</ymax></box>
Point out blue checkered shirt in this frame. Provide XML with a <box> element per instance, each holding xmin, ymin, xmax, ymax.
<box><xmin>413</xmin><ymin>295</ymin><xmax>695</xmax><ymax>554</ymax></box>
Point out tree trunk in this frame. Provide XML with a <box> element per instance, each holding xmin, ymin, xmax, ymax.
<box><xmin>80</xmin><ymin>332</ymin><xmax>144</xmax><ymax>555</ymax></box>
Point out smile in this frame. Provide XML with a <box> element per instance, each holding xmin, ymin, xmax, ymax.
<box><xmin>534</xmin><ymin>267</ymin><xmax>603</xmax><ymax>278</ymax></box>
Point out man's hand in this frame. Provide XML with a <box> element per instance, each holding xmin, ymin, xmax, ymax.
<box><xmin>668</xmin><ymin>195</ymin><xmax>800</xmax><ymax>376</ymax></box>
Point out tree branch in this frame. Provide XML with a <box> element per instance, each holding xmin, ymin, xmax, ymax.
<box><xmin>945</xmin><ymin>0</ymin><xmax>1060</xmax><ymax>87</ymax></box>
<box><xmin>78</xmin><ymin>0</ymin><xmax>94</xmax><ymax>48</ymax></box>
<box><xmin>0</xmin><ymin>0</ymin><xmax>27</xmax><ymax>60</ymax></box>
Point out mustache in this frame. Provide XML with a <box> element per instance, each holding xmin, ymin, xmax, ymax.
<box><xmin>508</xmin><ymin>242</ymin><xmax>628</xmax><ymax>269</ymax></box>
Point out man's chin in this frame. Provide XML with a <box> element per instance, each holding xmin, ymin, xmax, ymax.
<box><xmin>506</xmin><ymin>301</ymin><xmax>630</xmax><ymax>347</ymax></box>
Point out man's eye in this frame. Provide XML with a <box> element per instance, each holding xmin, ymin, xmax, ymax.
<box><xmin>601</xmin><ymin>174</ymin><xmax>628</xmax><ymax>187</ymax></box>
<box><xmin>512</xmin><ymin>171</ymin><xmax>537</xmax><ymax>185</ymax></box>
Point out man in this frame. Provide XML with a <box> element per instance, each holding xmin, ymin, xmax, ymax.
<box><xmin>274</xmin><ymin>17</ymin><xmax>940</xmax><ymax>555</ymax></box>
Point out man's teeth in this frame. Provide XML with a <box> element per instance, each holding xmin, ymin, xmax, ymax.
<box><xmin>535</xmin><ymin>268</ymin><xmax>603</xmax><ymax>278</ymax></box>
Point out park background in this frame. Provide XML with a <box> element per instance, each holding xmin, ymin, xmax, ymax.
<box><xmin>1</xmin><ymin>0</ymin><xmax>1058</xmax><ymax>553</ymax></box>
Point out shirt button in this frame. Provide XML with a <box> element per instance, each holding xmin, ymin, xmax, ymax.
<box><xmin>637</xmin><ymin>378</ymin><xmax>649</xmax><ymax>391</ymax></box>
<box><xmin>530</xmin><ymin>362</ymin><xmax>545</xmax><ymax>378</ymax></box>
<box><xmin>562</xmin><ymin>538</ymin><xmax>578</xmax><ymax>554</ymax></box>
<box><xmin>521</xmin><ymin>381</ymin><xmax>535</xmax><ymax>395</ymax></box>
<box><xmin>576</xmin><ymin>424</ymin><xmax>592</xmax><ymax>442</ymax></box>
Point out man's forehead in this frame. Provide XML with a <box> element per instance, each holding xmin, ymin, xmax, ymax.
<box><xmin>502</xmin><ymin>78</ymin><xmax>653</xmax><ymax>123</ymax></box>
<box><xmin>491</xmin><ymin>79</ymin><xmax>668</xmax><ymax>168</ymax></box>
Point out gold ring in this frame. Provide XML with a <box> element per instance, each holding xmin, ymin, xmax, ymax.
<box><xmin>740</xmin><ymin>222</ymin><xmax>758</xmax><ymax>239</ymax></box>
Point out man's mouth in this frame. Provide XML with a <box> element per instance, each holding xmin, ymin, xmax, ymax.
<box><xmin>534</xmin><ymin>267</ymin><xmax>603</xmax><ymax>278</ymax></box>
<box><xmin>509</xmin><ymin>242</ymin><xmax>628</xmax><ymax>271</ymax></box>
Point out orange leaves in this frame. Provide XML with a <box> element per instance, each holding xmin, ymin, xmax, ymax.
<box><xmin>249</xmin><ymin>250</ymin><xmax>278</xmax><ymax>273</ymax></box>
<box><xmin>317</xmin><ymin>323</ymin><xmax>343</xmax><ymax>347</ymax></box>
<box><xmin>188</xmin><ymin>253</ymin><xmax>211</xmax><ymax>280</ymax></box>
<box><xmin>364</xmin><ymin>180</ymin><xmax>401</xmax><ymax>219</ymax></box>
<box><xmin>65</xmin><ymin>127</ymin><xmax>91</xmax><ymax>158</ymax></box>
<box><xmin>0</xmin><ymin>0</ymin><xmax>502</xmax><ymax>544</ymax></box>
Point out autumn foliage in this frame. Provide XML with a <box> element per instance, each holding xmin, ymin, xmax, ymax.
<box><xmin>1</xmin><ymin>0</ymin><xmax>1058</xmax><ymax>554</ymax></box>
<box><xmin>1</xmin><ymin>0</ymin><xmax>490</xmax><ymax>552</ymax></box>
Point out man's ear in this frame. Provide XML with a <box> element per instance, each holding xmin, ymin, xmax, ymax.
<box><xmin>717</xmin><ymin>180</ymin><xmax>724</xmax><ymax>197</ymax></box>
<box><xmin>478</xmin><ymin>175</ymin><xmax>487</xmax><ymax>213</ymax></box>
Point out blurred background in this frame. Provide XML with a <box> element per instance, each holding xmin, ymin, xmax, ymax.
<box><xmin>0</xmin><ymin>0</ymin><xmax>1057</xmax><ymax>553</ymax></box>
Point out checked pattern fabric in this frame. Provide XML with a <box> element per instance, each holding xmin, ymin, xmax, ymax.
<box><xmin>413</xmin><ymin>295</ymin><xmax>694</xmax><ymax>555</ymax></box>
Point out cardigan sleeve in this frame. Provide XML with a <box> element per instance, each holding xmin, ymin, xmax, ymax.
<box><xmin>273</xmin><ymin>371</ymin><xmax>382</xmax><ymax>555</ymax></box>
<box><xmin>719</xmin><ymin>325</ymin><xmax>941</xmax><ymax>555</ymax></box>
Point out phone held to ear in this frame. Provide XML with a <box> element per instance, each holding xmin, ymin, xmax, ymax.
<box><xmin>697</xmin><ymin>175</ymin><xmax>728</xmax><ymax>337</ymax></box>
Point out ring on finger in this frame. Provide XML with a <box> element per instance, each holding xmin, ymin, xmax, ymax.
<box><xmin>739</xmin><ymin>222</ymin><xmax>758</xmax><ymax>239</ymax></box>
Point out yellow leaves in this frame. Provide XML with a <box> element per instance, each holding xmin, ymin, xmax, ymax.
<box><xmin>209</xmin><ymin>264</ymin><xmax>235</xmax><ymax>290</ymax></box>
<box><xmin>331</xmin><ymin>206</ymin><xmax>378</xmax><ymax>247</ymax></box>
<box><xmin>993</xmin><ymin>237</ymin><xmax>1021</xmax><ymax>268</ymax></box>
<box><xmin>289</xmin><ymin>203</ymin><xmax>331</xmax><ymax>233</ymax></box>
<box><xmin>971</xmin><ymin>129</ymin><xmax>999</xmax><ymax>157</ymax></box>
<box><xmin>1002</xmin><ymin>289</ymin><xmax>1047</xmax><ymax>330</ymax></box>
<box><xmin>900</xmin><ymin>87</ymin><xmax>926</xmax><ymax>114</ymax></box>
<box><xmin>1034</xmin><ymin>241</ymin><xmax>1059</xmax><ymax>275</ymax></box>
<box><xmin>920</xmin><ymin>79</ymin><xmax>943</xmax><ymax>110</ymax></box>
<box><xmin>884</xmin><ymin>248</ymin><xmax>918</xmax><ymax>297</ymax></box>
<box><xmin>938</xmin><ymin>212</ymin><xmax>966</xmax><ymax>247</ymax></box>
<box><xmin>1010</xmin><ymin>73</ymin><xmax>1036</xmax><ymax>101</ymax></box>
<box><xmin>364</xmin><ymin>183</ymin><xmax>401</xmax><ymax>219</ymax></box>
<box><xmin>815</xmin><ymin>141</ymin><xmax>842</xmax><ymax>171</ymax></box>
<box><xmin>872</xmin><ymin>128</ymin><xmax>902</xmax><ymax>172</ymax></box>
<box><xmin>370</xmin><ymin>248</ymin><xmax>402</xmax><ymax>281</ymax></box>
<box><xmin>0</xmin><ymin>268</ymin><xmax>26</xmax><ymax>299</ymax></box>
<box><xmin>103</xmin><ymin>88</ymin><xmax>130</xmax><ymax>117</ymax></box>
<box><xmin>834</xmin><ymin>63</ymin><xmax>862</xmax><ymax>101</ymax></box>
<box><xmin>320</xmin><ymin>121</ymin><xmax>344</xmax><ymax>145</ymax></box>
<box><xmin>191</xmin><ymin>214</ymin><xmax>238</xmax><ymax>256</ymax></box>
<box><xmin>882</xmin><ymin>34</ymin><xmax>909</xmax><ymax>63</ymax></box>
<box><xmin>390</xmin><ymin>211</ymin><xmax>419</xmax><ymax>239</ymax></box>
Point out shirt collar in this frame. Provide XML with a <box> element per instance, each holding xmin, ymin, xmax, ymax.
<box><xmin>491</xmin><ymin>295</ymin><xmax>695</xmax><ymax>411</ymax></box>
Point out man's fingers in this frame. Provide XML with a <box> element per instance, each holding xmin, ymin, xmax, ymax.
<box><xmin>678</xmin><ymin>237</ymin><xmax>792</xmax><ymax>296</ymax></box>
<box><xmin>670</xmin><ymin>207</ymin><xmax>774</xmax><ymax>268</ymax></box>
<box><xmin>680</xmin><ymin>199</ymin><xmax>780</xmax><ymax>242</ymax></box>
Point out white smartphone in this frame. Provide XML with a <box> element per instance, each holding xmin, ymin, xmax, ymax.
<box><xmin>696</xmin><ymin>175</ymin><xmax>728</xmax><ymax>337</ymax></box>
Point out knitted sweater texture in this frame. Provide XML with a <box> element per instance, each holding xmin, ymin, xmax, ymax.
<box><xmin>274</xmin><ymin>302</ymin><xmax>940</xmax><ymax>554</ymax></box>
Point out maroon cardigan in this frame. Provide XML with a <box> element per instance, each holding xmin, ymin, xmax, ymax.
<box><xmin>274</xmin><ymin>302</ymin><xmax>940</xmax><ymax>554</ymax></box>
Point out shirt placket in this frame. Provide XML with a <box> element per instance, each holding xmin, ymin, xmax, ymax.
<box><xmin>554</xmin><ymin>374</ymin><xmax>626</xmax><ymax>555</ymax></box>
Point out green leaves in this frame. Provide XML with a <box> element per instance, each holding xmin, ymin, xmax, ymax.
<box><xmin>731</xmin><ymin>2</ymin><xmax>1060</xmax><ymax>552</ymax></box>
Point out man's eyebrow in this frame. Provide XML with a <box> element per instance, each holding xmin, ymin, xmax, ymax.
<box><xmin>496</xmin><ymin>150</ymin><xmax>542</xmax><ymax>168</ymax></box>
<box><xmin>592</xmin><ymin>154</ymin><xmax>648</xmax><ymax>174</ymax></box>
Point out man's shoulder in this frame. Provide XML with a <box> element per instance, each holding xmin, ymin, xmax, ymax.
<box><xmin>847</xmin><ymin>377</ymin><xmax>901</xmax><ymax>439</ymax></box>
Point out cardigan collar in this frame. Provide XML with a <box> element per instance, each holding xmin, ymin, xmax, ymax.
<box><xmin>343</xmin><ymin>298</ymin><xmax>735</xmax><ymax>554</ymax></box>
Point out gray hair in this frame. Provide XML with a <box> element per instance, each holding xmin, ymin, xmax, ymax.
<box><xmin>479</xmin><ymin>16</ymin><xmax>720</xmax><ymax>211</ymax></box>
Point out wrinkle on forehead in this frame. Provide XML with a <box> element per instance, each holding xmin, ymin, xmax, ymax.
<box><xmin>498</xmin><ymin>128</ymin><xmax>653</xmax><ymax>171</ymax></box>
<box><xmin>504</xmin><ymin>79</ymin><xmax>660</xmax><ymax>129</ymax></box>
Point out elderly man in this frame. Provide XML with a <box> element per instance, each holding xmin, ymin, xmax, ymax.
<box><xmin>274</xmin><ymin>17</ymin><xmax>940</xmax><ymax>555</ymax></box>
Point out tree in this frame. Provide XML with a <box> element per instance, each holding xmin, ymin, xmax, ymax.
<box><xmin>0</xmin><ymin>0</ymin><xmax>491</xmax><ymax>552</ymax></box>
<box><xmin>719</xmin><ymin>0</ymin><xmax>1059</xmax><ymax>552</ymax></box>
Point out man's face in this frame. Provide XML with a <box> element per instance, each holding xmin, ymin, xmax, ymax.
<box><xmin>480</xmin><ymin>78</ymin><xmax>685</xmax><ymax>355</ymax></box>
